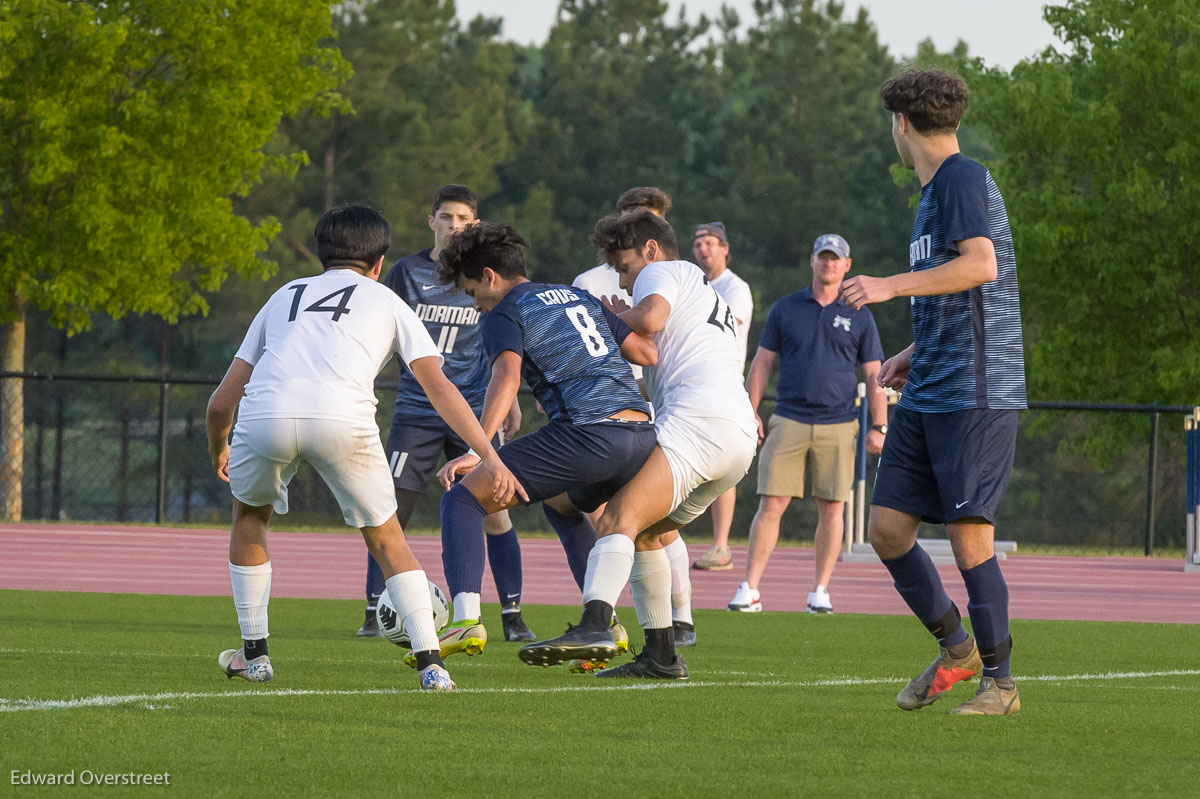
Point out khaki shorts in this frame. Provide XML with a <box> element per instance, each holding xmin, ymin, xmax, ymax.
<box><xmin>756</xmin><ymin>415</ymin><xmax>858</xmax><ymax>501</ymax></box>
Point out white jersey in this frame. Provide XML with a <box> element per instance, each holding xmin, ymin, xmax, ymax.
<box><xmin>573</xmin><ymin>263</ymin><xmax>642</xmax><ymax>381</ymax></box>
<box><xmin>632</xmin><ymin>259</ymin><xmax>756</xmax><ymax>435</ymax></box>
<box><xmin>234</xmin><ymin>269</ymin><xmax>442</xmax><ymax>425</ymax></box>
<box><xmin>708</xmin><ymin>268</ymin><xmax>753</xmax><ymax>371</ymax></box>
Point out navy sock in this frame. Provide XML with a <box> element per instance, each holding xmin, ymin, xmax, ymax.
<box><xmin>440</xmin><ymin>484</ymin><xmax>488</xmax><ymax>597</ymax></box>
<box><xmin>365</xmin><ymin>555</ymin><xmax>385</xmax><ymax>606</ymax></box>
<box><xmin>485</xmin><ymin>527</ymin><xmax>523</xmax><ymax>608</ymax></box>
<box><xmin>962</xmin><ymin>556</ymin><xmax>1012</xmax><ymax>679</ymax></box>
<box><xmin>881</xmin><ymin>543</ymin><xmax>968</xmax><ymax>647</ymax></box>
<box><xmin>542</xmin><ymin>505</ymin><xmax>596</xmax><ymax>590</ymax></box>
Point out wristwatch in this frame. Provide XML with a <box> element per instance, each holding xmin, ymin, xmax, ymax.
<box><xmin>870</xmin><ymin>424</ymin><xmax>888</xmax><ymax>434</ymax></box>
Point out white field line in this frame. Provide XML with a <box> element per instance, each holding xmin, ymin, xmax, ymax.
<box><xmin>2</xmin><ymin>669</ymin><xmax>1197</xmax><ymax>713</ymax></box>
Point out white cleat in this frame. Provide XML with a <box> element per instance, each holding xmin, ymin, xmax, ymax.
<box><xmin>419</xmin><ymin>664</ymin><xmax>456</xmax><ymax>692</ymax></box>
<box><xmin>218</xmin><ymin>648</ymin><xmax>273</xmax><ymax>682</ymax></box>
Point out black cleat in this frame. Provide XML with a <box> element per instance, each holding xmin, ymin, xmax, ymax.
<box><xmin>672</xmin><ymin>621</ymin><xmax>697</xmax><ymax>648</ymax></box>
<box><xmin>501</xmin><ymin>611</ymin><xmax>536</xmax><ymax>642</ymax></box>
<box><xmin>518</xmin><ymin>624</ymin><xmax>616</xmax><ymax>667</ymax></box>
<box><xmin>357</xmin><ymin>607</ymin><xmax>382</xmax><ymax>638</ymax></box>
<box><xmin>595</xmin><ymin>650</ymin><xmax>689</xmax><ymax>680</ymax></box>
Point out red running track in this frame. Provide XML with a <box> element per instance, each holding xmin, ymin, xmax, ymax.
<box><xmin>1</xmin><ymin>523</ymin><xmax>1198</xmax><ymax>624</ymax></box>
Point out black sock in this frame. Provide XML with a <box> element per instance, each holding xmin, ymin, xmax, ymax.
<box><xmin>643</xmin><ymin>627</ymin><xmax>675</xmax><ymax>663</ymax></box>
<box><xmin>414</xmin><ymin>650</ymin><xmax>444</xmax><ymax>671</ymax></box>
<box><xmin>581</xmin><ymin>600</ymin><xmax>613</xmax><ymax>632</ymax></box>
<box><xmin>243</xmin><ymin>638</ymin><xmax>268</xmax><ymax>659</ymax></box>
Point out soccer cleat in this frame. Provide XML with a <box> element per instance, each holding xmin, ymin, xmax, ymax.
<box><xmin>948</xmin><ymin>677</ymin><xmax>1021</xmax><ymax>716</ymax></box>
<box><xmin>357</xmin><ymin>607</ymin><xmax>383</xmax><ymax>637</ymax></box>
<box><xmin>501</xmin><ymin>610</ymin><xmax>536</xmax><ymax>643</ymax></box>
<box><xmin>692</xmin><ymin>544</ymin><xmax>733</xmax><ymax>571</ymax></box>
<box><xmin>402</xmin><ymin>620</ymin><xmax>487</xmax><ymax>668</ymax></box>
<box><xmin>218</xmin><ymin>648</ymin><xmax>273</xmax><ymax>683</ymax></box>
<box><xmin>806</xmin><ymin>587</ymin><xmax>833</xmax><ymax>614</ymax></box>
<box><xmin>672</xmin><ymin>620</ymin><xmax>697</xmax><ymax>647</ymax></box>
<box><xmin>611</xmin><ymin>618</ymin><xmax>630</xmax><ymax>654</ymax></box>
<box><xmin>518</xmin><ymin>623</ymin><xmax>616</xmax><ymax>668</ymax></box>
<box><xmin>567</xmin><ymin>618</ymin><xmax>630</xmax><ymax>673</ymax></box>
<box><xmin>418</xmin><ymin>664</ymin><xmax>457</xmax><ymax>693</ymax></box>
<box><xmin>727</xmin><ymin>581</ymin><xmax>762</xmax><ymax>613</ymax></box>
<box><xmin>896</xmin><ymin>638</ymin><xmax>984</xmax><ymax>710</ymax></box>
<box><xmin>594</xmin><ymin>650</ymin><xmax>689</xmax><ymax>680</ymax></box>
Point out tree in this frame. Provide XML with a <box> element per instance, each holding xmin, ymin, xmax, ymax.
<box><xmin>0</xmin><ymin>0</ymin><xmax>349</xmax><ymax>518</ymax></box>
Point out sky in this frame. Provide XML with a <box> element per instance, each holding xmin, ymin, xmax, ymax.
<box><xmin>454</xmin><ymin>0</ymin><xmax>1063</xmax><ymax>70</ymax></box>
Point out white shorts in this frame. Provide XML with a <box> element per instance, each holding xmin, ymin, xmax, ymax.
<box><xmin>655</xmin><ymin>411</ymin><xmax>756</xmax><ymax>526</ymax></box>
<box><xmin>228</xmin><ymin>418</ymin><xmax>398</xmax><ymax>528</ymax></box>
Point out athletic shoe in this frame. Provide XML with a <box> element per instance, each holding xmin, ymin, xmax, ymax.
<box><xmin>357</xmin><ymin>607</ymin><xmax>382</xmax><ymax>637</ymax></box>
<box><xmin>501</xmin><ymin>611</ymin><xmax>536</xmax><ymax>642</ymax></box>
<box><xmin>672</xmin><ymin>620</ymin><xmax>697</xmax><ymax>647</ymax></box>
<box><xmin>727</xmin><ymin>581</ymin><xmax>762</xmax><ymax>613</ymax></box>
<box><xmin>949</xmin><ymin>677</ymin><xmax>1020</xmax><ymax>716</ymax></box>
<box><xmin>896</xmin><ymin>638</ymin><xmax>983</xmax><ymax>710</ymax></box>
<box><xmin>594</xmin><ymin>650</ymin><xmax>689</xmax><ymax>680</ymax></box>
<box><xmin>806</xmin><ymin>587</ymin><xmax>833</xmax><ymax>614</ymax></box>
<box><xmin>567</xmin><ymin>618</ymin><xmax>630</xmax><ymax>673</ymax></box>
<box><xmin>418</xmin><ymin>664</ymin><xmax>456</xmax><ymax>693</ymax></box>
<box><xmin>402</xmin><ymin>620</ymin><xmax>487</xmax><ymax>668</ymax></box>
<box><xmin>218</xmin><ymin>648</ymin><xmax>273</xmax><ymax>683</ymax></box>
<box><xmin>692</xmin><ymin>544</ymin><xmax>732</xmax><ymax>571</ymax></box>
<box><xmin>518</xmin><ymin>624</ymin><xmax>616</xmax><ymax>668</ymax></box>
<box><xmin>611</xmin><ymin>618</ymin><xmax>630</xmax><ymax>654</ymax></box>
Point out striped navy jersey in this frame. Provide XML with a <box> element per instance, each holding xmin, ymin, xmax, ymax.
<box><xmin>482</xmin><ymin>282</ymin><xmax>649</xmax><ymax>425</ymax></box>
<box><xmin>903</xmin><ymin>153</ymin><xmax>1027</xmax><ymax>412</ymax></box>
<box><xmin>384</xmin><ymin>249</ymin><xmax>489</xmax><ymax>418</ymax></box>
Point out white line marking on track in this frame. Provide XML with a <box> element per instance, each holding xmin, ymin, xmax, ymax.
<box><xmin>2</xmin><ymin>669</ymin><xmax>1197</xmax><ymax>713</ymax></box>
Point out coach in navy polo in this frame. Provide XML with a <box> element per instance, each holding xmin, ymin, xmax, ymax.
<box><xmin>727</xmin><ymin>233</ymin><xmax>888</xmax><ymax>615</ymax></box>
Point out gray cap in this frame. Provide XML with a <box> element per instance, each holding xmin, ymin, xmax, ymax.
<box><xmin>812</xmin><ymin>233</ymin><xmax>850</xmax><ymax>259</ymax></box>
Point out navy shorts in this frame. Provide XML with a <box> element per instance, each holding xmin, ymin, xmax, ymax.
<box><xmin>871</xmin><ymin>405</ymin><xmax>1018</xmax><ymax>525</ymax></box>
<box><xmin>498</xmin><ymin>419</ymin><xmax>657</xmax><ymax>512</ymax></box>
<box><xmin>384</xmin><ymin>415</ymin><xmax>501</xmax><ymax>493</ymax></box>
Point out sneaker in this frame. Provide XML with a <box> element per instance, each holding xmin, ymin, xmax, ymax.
<box><xmin>672</xmin><ymin>620</ymin><xmax>697</xmax><ymax>647</ymax></box>
<box><xmin>692</xmin><ymin>544</ymin><xmax>732</xmax><ymax>571</ymax></box>
<box><xmin>727</xmin><ymin>581</ymin><xmax>762</xmax><ymax>613</ymax></box>
<box><xmin>567</xmin><ymin>618</ymin><xmax>630</xmax><ymax>673</ymax></box>
<box><xmin>402</xmin><ymin>621</ymin><xmax>487</xmax><ymax>668</ymax></box>
<box><xmin>896</xmin><ymin>638</ymin><xmax>984</xmax><ymax>710</ymax></box>
<box><xmin>218</xmin><ymin>648</ymin><xmax>273</xmax><ymax>683</ymax></box>
<box><xmin>594</xmin><ymin>650</ymin><xmax>689</xmax><ymax>680</ymax></box>
<box><xmin>501</xmin><ymin>610</ymin><xmax>536</xmax><ymax>642</ymax></box>
<box><xmin>357</xmin><ymin>607</ymin><xmax>382</xmax><ymax>637</ymax></box>
<box><xmin>518</xmin><ymin>623</ymin><xmax>616</xmax><ymax>668</ymax></box>
<box><xmin>806</xmin><ymin>587</ymin><xmax>833</xmax><ymax>614</ymax></box>
<box><xmin>949</xmin><ymin>677</ymin><xmax>1021</xmax><ymax>716</ymax></box>
<box><xmin>418</xmin><ymin>664</ymin><xmax>456</xmax><ymax>693</ymax></box>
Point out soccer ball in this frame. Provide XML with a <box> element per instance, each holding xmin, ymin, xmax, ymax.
<box><xmin>375</xmin><ymin>580</ymin><xmax>451</xmax><ymax>647</ymax></box>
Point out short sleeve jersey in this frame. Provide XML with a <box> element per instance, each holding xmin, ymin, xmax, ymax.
<box><xmin>904</xmin><ymin>153</ymin><xmax>1026</xmax><ymax>412</ymax></box>
<box><xmin>632</xmin><ymin>260</ymin><xmax>756</xmax><ymax>435</ymax></box>
<box><xmin>572</xmin><ymin>263</ymin><xmax>642</xmax><ymax>381</ymax></box>
<box><xmin>482</xmin><ymin>282</ymin><xmax>649</xmax><ymax>425</ymax></box>
<box><xmin>708</xmin><ymin>268</ymin><xmax>754</xmax><ymax>371</ymax></box>
<box><xmin>759</xmin><ymin>288</ymin><xmax>883</xmax><ymax>424</ymax></box>
<box><xmin>384</xmin><ymin>249</ymin><xmax>489</xmax><ymax>418</ymax></box>
<box><xmin>234</xmin><ymin>270</ymin><xmax>442</xmax><ymax>425</ymax></box>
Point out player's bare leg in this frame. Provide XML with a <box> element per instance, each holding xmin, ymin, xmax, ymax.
<box><xmin>694</xmin><ymin>487</ymin><xmax>735</xmax><ymax>570</ymax></box>
<box><xmin>807</xmin><ymin>498</ymin><xmax>845</xmax><ymax>613</ymax></box>
<box><xmin>222</xmin><ymin>500</ymin><xmax>274</xmax><ymax>682</ymax></box>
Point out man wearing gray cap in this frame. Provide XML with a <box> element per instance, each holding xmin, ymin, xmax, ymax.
<box><xmin>727</xmin><ymin>233</ymin><xmax>888</xmax><ymax>614</ymax></box>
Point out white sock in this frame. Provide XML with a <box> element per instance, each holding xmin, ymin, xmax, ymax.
<box><xmin>385</xmin><ymin>571</ymin><xmax>438</xmax><ymax>654</ymax></box>
<box><xmin>662</xmin><ymin>537</ymin><xmax>693</xmax><ymax>625</ymax></box>
<box><xmin>229</xmin><ymin>561</ymin><xmax>272</xmax><ymax>640</ymax></box>
<box><xmin>630</xmin><ymin>549</ymin><xmax>673</xmax><ymax>630</ymax></box>
<box><xmin>452</xmin><ymin>592</ymin><xmax>481</xmax><ymax>624</ymax></box>
<box><xmin>582</xmin><ymin>535</ymin><xmax>635</xmax><ymax>607</ymax></box>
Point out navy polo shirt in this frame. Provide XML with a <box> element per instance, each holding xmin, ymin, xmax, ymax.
<box><xmin>760</xmin><ymin>287</ymin><xmax>884</xmax><ymax>424</ymax></box>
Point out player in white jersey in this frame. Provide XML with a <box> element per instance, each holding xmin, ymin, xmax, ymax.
<box><xmin>519</xmin><ymin>211</ymin><xmax>757</xmax><ymax>679</ymax></box>
<box><xmin>206</xmin><ymin>205</ymin><xmax>524</xmax><ymax>693</ymax></box>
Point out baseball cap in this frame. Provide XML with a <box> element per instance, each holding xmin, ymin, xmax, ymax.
<box><xmin>812</xmin><ymin>233</ymin><xmax>850</xmax><ymax>259</ymax></box>
<box><xmin>693</xmin><ymin>222</ymin><xmax>728</xmax><ymax>244</ymax></box>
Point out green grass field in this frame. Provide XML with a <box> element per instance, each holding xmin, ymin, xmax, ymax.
<box><xmin>2</xmin><ymin>590</ymin><xmax>1197</xmax><ymax>797</ymax></box>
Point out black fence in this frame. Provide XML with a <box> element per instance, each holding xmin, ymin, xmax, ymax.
<box><xmin>3</xmin><ymin>371</ymin><xmax>1196</xmax><ymax>556</ymax></box>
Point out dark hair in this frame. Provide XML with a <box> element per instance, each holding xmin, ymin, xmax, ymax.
<box><xmin>314</xmin><ymin>205</ymin><xmax>391</xmax><ymax>268</ymax></box>
<box><xmin>431</xmin><ymin>184</ymin><xmax>478</xmax><ymax>217</ymax></box>
<box><xmin>590</xmin><ymin>211</ymin><xmax>680</xmax><ymax>260</ymax></box>
<box><xmin>437</xmin><ymin>222</ymin><xmax>528</xmax><ymax>284</ymax></box>
<box><xmin>616</xmin><ymin>186</ymin><xmax>673</xmax><ymax>215</ymax></box>
<box><xmin>880</xmin><ymin>69</ymin><xmax>968</xmax><ymax>134</ymax></box>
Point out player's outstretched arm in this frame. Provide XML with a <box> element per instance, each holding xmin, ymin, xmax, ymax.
<box><xmin>205</xmin><ymin>358</ymin><xmax>254</xmax><ymax>483</ymax></box>
<box><xmin>840</xmin><ymin>237</ymin><xmax>998</xmax><ymax>310</ymax></box>
<box><xmin>607</xmin><ymin>294</ymin><xmax>671</xmax><ymax>337</ymax></box>
<box><xmin>437</xmin><ymin>351</ymin><xmax>523</xmax><ymax>489</ymax></box>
